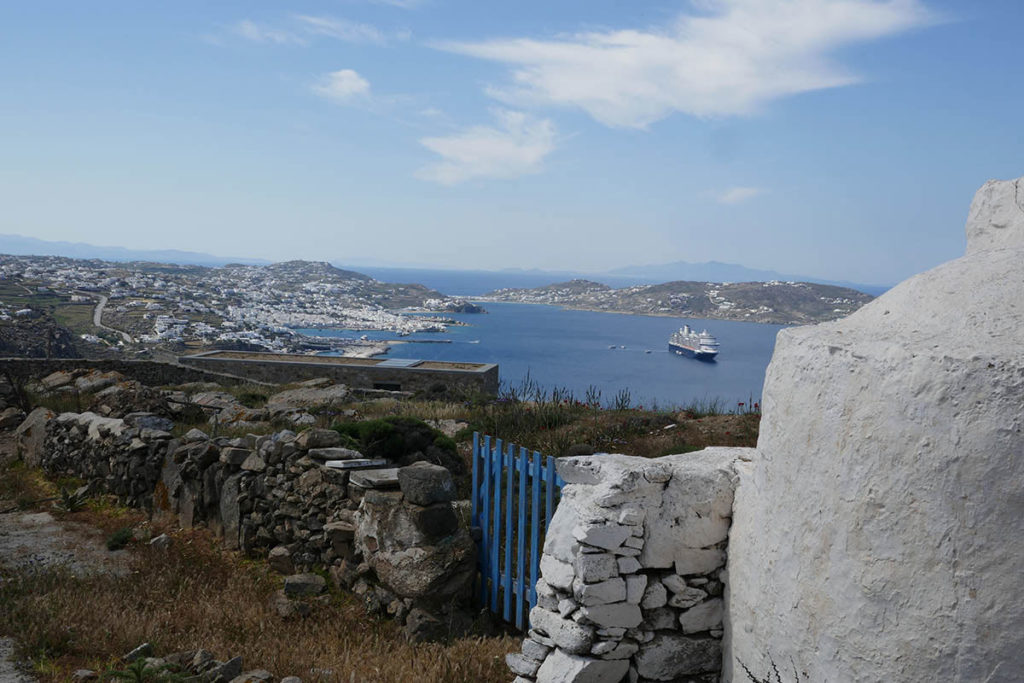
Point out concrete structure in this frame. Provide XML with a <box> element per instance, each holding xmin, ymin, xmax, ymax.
<box><xmin>179</xmin><ymin>350</ymin><xmax>499</xmax><ymax>396</ymax></box>
<box><xmin>727</xmin><ymin>176</ymin><xmax>1024</xmax><ymax>682</ymax></box>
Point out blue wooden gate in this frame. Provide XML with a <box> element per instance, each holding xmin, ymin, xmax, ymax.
<box><xmin>471</xmin><ymin>433</ymin><xmax>566</xmax><ymax>629</ymax></box>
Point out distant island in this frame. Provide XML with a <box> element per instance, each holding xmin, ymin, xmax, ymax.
<box><xmin>477</xmin><ymin>278</ymin><xmax>873</xmax><ymax>325</ymax></box>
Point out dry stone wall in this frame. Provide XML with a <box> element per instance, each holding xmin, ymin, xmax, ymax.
<box><xmin>28</xmin><ymin>412</ymin><xmax>476</xmax><ymax>641</ymax></box>
<box><xmin>507</xmin><ymin>448</ymin><xmax>749</xmax><ymax>683</ymax></box>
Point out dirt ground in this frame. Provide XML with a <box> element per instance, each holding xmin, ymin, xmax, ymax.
<box><xmin>0</xmin><ymin>438</ymin><xmax>129</xmax><ymax>682</ymax></box>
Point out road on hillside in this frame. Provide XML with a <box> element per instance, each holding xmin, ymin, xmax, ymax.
<box><xmin>77</xmin><ymin>291</ymin><xmax>133</xmax><ymax>343</ymax></box>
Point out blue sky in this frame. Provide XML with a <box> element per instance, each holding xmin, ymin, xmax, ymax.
<box><xmin>1</xmin><ymin>0</ymin><xmax>1021</xmax><ymax>285</ymax></box>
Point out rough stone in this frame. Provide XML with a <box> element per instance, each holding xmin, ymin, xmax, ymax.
<box><xmin>283</xmin><ymin>573</ymin><xmax>326</xmax><ymax>597</ymax></box>
<box><xmin>540</xmin><ymin>555</ymin><xmax>575</xmax><ymax>591</ymax></box>
<box><xmin>625</xmin><ymin>575</ymin><xmax>647</xmax><ymax>605</ymax></box>
<box><xmin>573</xmin><ymin>523</ymin><xmax>632</xmax><ymax>551</ymax></box>
<box><xmin>635</xmin><ymin>633</ymin><xmax>721</xmax><ymax>680</ymax></box>
<box><xmin>575</xmin><ymin>578</ymin><xmax>627</xmax><ymax>606</ymax></box>
<box><xmin>535</xmin><ymin>648</ymin><xmax>630</xmax><ymax>683</ymax></box>
<box><xmin>229</xmin><ymin>671</ymin><xmax>274</xmax><ymax>683</ymax></box>
<box><xmin>575</xmin><ymin>553</ymin><xmax>618</xmax><ymax>583</ymax></box>
<box><xmin>580</xmin><ymin>602</ymin><xmax>643</xmax><ymax>629</ymax></box>
<box><xmin>640</xmin><ymin>582</ymin><xmax>667</xmax><ymax>610</ymax></box>
<box><xmin>506</xmin><ymin>653</ymin><xmax>542</xmax><ymax>677</ymax></box>
<box><xmin>678</xmin><ymin>598</ymin><xmax>722</xmax><ymax>634</ymax></box>
<box><xmin>268</xmin><ymin>546</ymin><xmax>294</xmax><ymax>575</ymax></box>
<box><xmin>667</xmin><ymin>586</ymin><xmax>707</xmax><ymax>610</ymax></box>
<box><xmin>350</xmin><ymin>468</ymin><xmax>400</xmax><ymax>489</ymax></box>
<box><xmin>397</xmin><ymin>461</ymin><xmax>457</xmax><ymax>506</ymax></box>
<box><xmin>529</xmin><ymin>606</ymin><xmax>595</xmax><ymax>655</ymax></box>
<box><xmin>0</xmin><ymin>407</ymin><xmax>26</xmax><ymax>430</ymax></box>
<box><xmin>307</xmin><ymin>447</ymin><xmax>364</xmax><ymax>461</ymax></box>
<box><xmin>295</xmin><ymin>428</ymin><xmax>342</xmax><ymax>450</ymax></box>
<box><xmin>15</xmin><ymin>407</ymin><xmax>53</xmax><ymax>467</ymax></box>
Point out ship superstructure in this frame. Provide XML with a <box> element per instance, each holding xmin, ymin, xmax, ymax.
<box><xmin>669</xmin><ymin>324</ymin><xmax>720</xmax><ymax>361</ymax></box>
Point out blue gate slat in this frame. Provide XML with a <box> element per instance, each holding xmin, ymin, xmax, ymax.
<box><xmin>516</xmin><ymin>445</ymin><xmax>528</xmax><ymax>629</ymax></box>
<box><xmin>491</xmin><ymin>438</ymin><xmax>502</xmax><ymax>612</ymax></box>
<box><xmin>479</xmin><ymin>435</ymin><xmax>491</xmax><ymax>606</ymax></box>
<box><xmin>471</xmin><ymin>432</ymin><xmax>479</xmax><ymax>528</ymax></box>
<box><xmin>530</xmin><ymin>449</ymin><xmax>541</xmax><ymax>611</ymax></box>
<box><xmin>503</xmin><ymin>442</ymin><xmax>514</xmax><ymax>621</ymax></box>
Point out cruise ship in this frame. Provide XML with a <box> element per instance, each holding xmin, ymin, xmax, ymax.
<box><xmin>669</xmin><ymin>325</ymin><xmax>720</xmax><ymax>361</ymax></box>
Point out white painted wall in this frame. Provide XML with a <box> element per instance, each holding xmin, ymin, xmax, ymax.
<box><xmin>726</xmin><ymin>176</ymin><xmax>1024</xmax><ymax>682</ymax></box>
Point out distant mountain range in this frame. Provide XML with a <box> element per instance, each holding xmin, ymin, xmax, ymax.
<box><xmin>0</xmin><ymin>234</ymin><xmax>271</xmax><ymax>267</ymax></box>
<box><xmin>0</xmin><ymin>233</ymin><xmax>890</xmax><ymax>296</ymax></box>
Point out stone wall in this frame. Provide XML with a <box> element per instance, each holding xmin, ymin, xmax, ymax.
<box><xmin>25</xmin><ymin>411</ymin><xmax>477</xmax><ymax>641</ymax></box>
<box><xmin>178</xmin><ymin>352</ymin><xmax>499</xmax><ymax>396</ymax></box>
<box><xmin>505</xmin><ymin>448</ymin><xmax>749</xmax><ymax>683</ymax></box>
<box><xmin>1</xmin><ymin>358</ymin><xmax>259</xmax><ymax>388</ymax></box>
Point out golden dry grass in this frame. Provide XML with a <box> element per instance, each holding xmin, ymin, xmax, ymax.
<box><xmin>0</xmin><ymin>528</ymin><xmax>519</xmax><ymax>682</ymax></box>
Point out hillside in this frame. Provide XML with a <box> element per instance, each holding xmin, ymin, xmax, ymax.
<box><xmin>480</xmin><ymin>279</ymin><xmax>873</xmax><ymax>324</ymax></box>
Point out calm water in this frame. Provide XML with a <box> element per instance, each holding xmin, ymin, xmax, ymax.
<box><xmin>298</xmin><ymin>302</ymin><xmax>785</xmax><ymax>409</ymax></box>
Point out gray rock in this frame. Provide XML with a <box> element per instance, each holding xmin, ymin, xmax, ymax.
<box><xmin>579</xmin><ymin>602</ymin><xmax>643</xmax><ymax>629</ymax></box>
<box><xmin>573</xmin><ymin>523</ymin><xmax>632</xmax><ymax>551</ymax></box>
<box><xmin>506</xmin><ymin>653</ymin><xmax>542</xmax><ymax>677</ymax></box>
<box><xmin>279</xmin><ymin>678</ymin><xmax>302</xmax><ymax>683</ymax></box>
<box><xmin>228</xmin><ymin>671</ymin><xmax>274</xmax><ymax>683</ymax></box>
<box><xmin>635</xmin><ymin>633</ymin><xmax>721</xmax><ymax>679</ymax></box>
<box><xmin>184</xmin><ymin>428</ymin><xmax>209</xmax><ymax>442</ymax></box>
<box><xmin>149</xmin><ymin>534</ymin><xmax>172</xmax><ymax>551</ymax></box>
<box><xmin>295</xmin><ymin>428</ymin><xmax>342</xmax><ymax>450</ymax></box>
<box><xmin>529</xmin><ymin>606</ymin><xmax>595</xmax><ymax>655</ymax></box>
<box><xmin>0</xmin><ymin>407</ymin><xmax>26</xmax><ymax>430</ymax></box>
<box><xmin>307</xmin><ymin>447</ymin><xmax>364</xmax><ymax>461</ymax></box>
<box><xmin>534</xmin><ymin>648</ymin><xmax>629</xmax><ymax>683</ymax></box>
<box><xmin>283</xmin><ymin>573</ymin><xmax>326</xmax><ymax>597</ymax></box>
<box><xmin>207</xmin><ymin>656</ymin><xmax>243</xmax><ymax>681</ymax></box>
<box><xmin>71</xmin><ymin>670</ymin><xmax>98</xmax><ymax>681</ymax></box>
<box><xmin>667</xmin><ymin>586</ymin><xmax>707</xmax><ymax>610</ymax></box>
<box><xmin>575</xmin><ymin>553</ymin><xmax>617</xmax><ymax>583</ymax></box>
<box><xmin>123</xmin><ymin>643</ymin><xmax>154</xmax><ymax>662</ymax></box>
<box><xmin>397</xmin><ymin>462</ymin><xmax>457</xmax><ymax>506</ymax></box>
<box><xmin>41</xmin><ymin>370</ymin><xmax>74</xmax><ymax>390</ymax></box>
<box><xmin>575</xmin><ymin>578</ymin><xmax>626</xmax><ymax>606</ymax></box>
<box><xmin>350</xmin><ymin>468</ymin><xmax>399</xmax><ymax>489</ymax></box>
<box><xmin>522</xmin><ymin>638</ymin><xmax>552</xmax><ymax>661</ymax></box>
<box><xmin>123</xmin><ymin>412</ymin><xmax>174</xmax><ymax>432</ymax></box>
<box><xmin>14</xmin><ymin>407</ymin><xmax>53</xmax><ymax>467</ymax></box>
<box><xmin>678</xmin><ymin>598</ymin><xmax>723</xmax><ymax>634</ymax></box>
<box><xmin>268</xmin><ymin>546</ymin><xmax>294</xmax><ymax>575</ymax></box>
<box><xmin>220</xmin><ymin>447</ymin><xmax>250</xmax><ymax>466</ymax></box>
<box><xmin>241</xmin><ymin>453</ymin><xmax>266</xmax><ymax>472</ymax></box>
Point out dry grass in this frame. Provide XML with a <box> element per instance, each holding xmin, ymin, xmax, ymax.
<box><xmin>0</xmin><ymin>528</ymin><xmax>518</xmax><ymax>682</ymax></box>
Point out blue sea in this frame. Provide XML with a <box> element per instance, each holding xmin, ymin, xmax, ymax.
<box><xmin>298</xmin><ymin>302</ymin><xmax>785</xmax><ymax>409</ymax></box>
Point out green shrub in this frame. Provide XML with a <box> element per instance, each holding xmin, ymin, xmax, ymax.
<box><xmin>331</xmin><ymin>416</ymin><xmax>464</xmax><ymax>476</ymax></box>
<box><xmin>106</xmin><ymin>527</ymin><xmax>134</xmax><ymax>551</ymax></box>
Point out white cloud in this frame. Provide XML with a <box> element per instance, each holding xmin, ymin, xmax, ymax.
<box><xmin>231</xmin><ymin>15</ymin><xmax>406</xmax><ymax>47</ymax></box>
<box><xmin>294</xmin><ymin>15</ymin><xmax>396</xmax><ymax>45</ymax></box>
<box><xmin>416</xmin><ymin>110</ymin><xmax>556</xmax><ymax>185</ymax></box>
<box><xmin>716</xmin><ymin>186</ymin><xmax>767</xmax><ymax>204</ymax></box>
<box><xmin>233</xmin><ymin>20</ymin><xmax>305</xmax><ymax>45</ymax></box>
<box><xmin>312</xmin><ymin>69</ymin><xmax>372</xmax><ymax>103</ymax></box>
<box><xmin>438</xmin><ymin>0</ymin><xmax>933</xmax><ymax>128</ymax></box>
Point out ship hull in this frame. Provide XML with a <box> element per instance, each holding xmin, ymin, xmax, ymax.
<box><xmin>669</xmin><ymin>342</ymin><xmax>718</xmax><ymax>362</ymax></box>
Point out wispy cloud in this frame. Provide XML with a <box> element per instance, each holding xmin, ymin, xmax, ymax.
<box><xmin>231</xmin><ymin>14</ymin><xmax>408</xmax><ymax>47</ymax></box>
<box><xmin>716</xmin><ymin>186</ymin><xmax>767</xmax><ymax>204</ymax></box>
<box><xmin>369</xmin><ymin>0</ymin><xmax>424</xmax><ymax>8</ymax></box>
<box><xmin>233</xmin><ymin>20</ymin><xmax>306</xmax><ymax>45</ymax></box>
<box><xmin>312</xmin><ymin>69</ymin><xmax>372</xmax><ymax>103</ymax></box>
<box><xmin>295</xmin><ymin>15</ymin><xmax>402</xmax><ymax>45</ymax></box>
<box><xmin>437</xmin><ymin>0</ymin><xmax>934</xmax><ymax>128</ymax></box>
<box><xmin>416</xmin><ymin>110</ymin><xmax>556</xmax><ymax>185</ymax></box>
